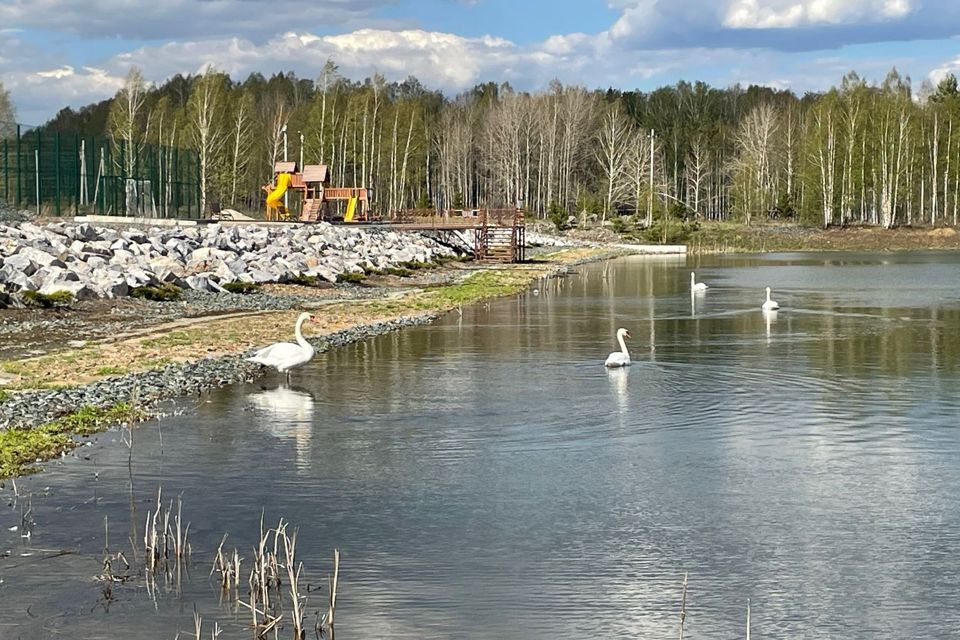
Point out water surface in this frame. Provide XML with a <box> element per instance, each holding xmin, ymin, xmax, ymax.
<box><xmin>3</xmin><ymin>251</ymin><xmax>960</xmax><ymax>639</ymax></box>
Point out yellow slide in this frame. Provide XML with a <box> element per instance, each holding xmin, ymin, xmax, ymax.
<box><xmin>344</xmin><ymin>196</ymin><xmax>358</xmax><ymax>222</ymax></box>
<box><xmin>266</xmin><ymin>172</ymin><xmax>291</xmax><ymax>207</ymax></box>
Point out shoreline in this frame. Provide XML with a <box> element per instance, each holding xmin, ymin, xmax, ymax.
<box><xmin>0</xmin><ymin>246</ymin><xmax>627</xmax><ymax>478</ymax></box>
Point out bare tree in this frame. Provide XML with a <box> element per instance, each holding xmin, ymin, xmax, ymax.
<box><xmin>0</xmin><ymin>80</ymin><xmax>16</xmax><ymax>138</ymax></box>
<box><xmin>594</xmin><ymin>105</ymin><xmax>632</xmax><ymax>220</ymax></box>
<box><xmin>188</xmin><ymin>66</ymin><xmax>228</xmax><ymax>215</ymax></box>
<box><xmin>627</xmin><ymin>129</ymin><xmax>653</xmax><ymax>223</ymax></box>
<box><xmin>686</xmin><ymin>134</ymin><xmax>709</xmax><ymax>218</ymax></box>
<box><xmin>261</xmin><ymin>92</ymin><xmax>291</xmax><ymax>174</ymax></box>
<box><xmin>732</xmin><ymin>103</ymin><xmax>780</xmax><ymax>223</ymax></box>
<box><xmin>109</xmin><ymin>67</ymin><xmax>148</xmax><ymax>177</ymax></box>
<box><xmin>809</xmin><ymin>95</ymin><xmax>839</xmax><ymax>228</ymax></box>
<box><xmin>229</xmin><ymin>92</ymin><xmax>255</xmax><ymax>206</ymax></box>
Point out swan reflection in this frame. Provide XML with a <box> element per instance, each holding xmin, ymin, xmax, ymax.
<box><xmin>248</xmin><ymin>385</ymin><xmax>315</xmax><ymax>472</ymax></box>
<box><xmin>607</xmin><ymin>367</ymin><xmax>630</xmax><ymax>415</ymax></box>
<box><xmin>763</xmin><ymin>308</ymin><xmax>778</xmax><ymax>344</ymax></box>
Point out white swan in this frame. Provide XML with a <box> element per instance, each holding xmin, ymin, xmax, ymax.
<box><xmin>690</xmin><ymin>271</ymin><xmax>708</xmax><ymax>292</ymax></box>
<box><xmin>761</xmin><ymin>287</ymin><xmax>780</xmax><ymax>311</ymax></box>
<box><xmin>604</xmin><ymin>328</ymin><xmax>632</xmax><ymax>367</ymax></box>
<box><xmin>247</xmin><ymin>312</ymin><xmax>318</xmax><ymax>381</ymax></box>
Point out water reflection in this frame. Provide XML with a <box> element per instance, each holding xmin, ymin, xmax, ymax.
<box><xmin>607</xmin><ymin>367</ymin><xmax>630</xmax><ymax>417</ymax></box>
<box><xmin>5</xmin><ymin>251</ymin><xmax>960</xmax><ymax>639</ymax></box>
<box><xmin>763</xmin><ymin>308</ymin><xmax>778</xmax><ymax>344</ymax></box>
<box><xmin>248</xmin><ymin>384</ymin><xmax>315</xmax><ymax>473</ymax></box>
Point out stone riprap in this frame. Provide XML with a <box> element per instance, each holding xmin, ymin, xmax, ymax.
<box><xmin>0</xmin><ymin>221</ymin><xmax>459</xmax><ymax>300</ymax></box>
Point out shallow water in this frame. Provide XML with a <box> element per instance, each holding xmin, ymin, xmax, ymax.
<box><xmin>4</xmin><ymin>251</ymin><xmax>960</xmax><ymax>639</ymax></box>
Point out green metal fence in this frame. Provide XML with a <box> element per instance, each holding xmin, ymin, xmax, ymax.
<box><xmin>0</xmin><ymin>122</ymin><xmax>201</xmax><ymax>218</ymax></box>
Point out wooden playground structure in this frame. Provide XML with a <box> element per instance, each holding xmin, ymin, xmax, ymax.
<box><xmin>262</xmin><ymin>162</ymin><xmax>372</xmax><ymax>222</ymax></box>
<box><xmin>261</xmin><ymin>163</ymin><xmax>525</xmax><ymax>262</ymax></box>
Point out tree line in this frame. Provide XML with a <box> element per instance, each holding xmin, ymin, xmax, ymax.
<box><xmin>25</xmin><ymin>65</ymin><xmax>960</xmax><ymax>227</ymax></box>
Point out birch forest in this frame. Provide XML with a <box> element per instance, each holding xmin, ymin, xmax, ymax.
<box><xmin>42</xmin><ymin>64</ymin><xmax>960</xmax><ymax>228</ymax></box>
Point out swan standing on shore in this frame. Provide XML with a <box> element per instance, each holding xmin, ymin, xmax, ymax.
<box><xmin>247</xmin><ymin>312</ymin><xmax>318</xmax><ymax>381</ymax></box>
<box><xmin>762</xmin><ymin>287</ymin><xmax>780</xmax><ymax>311</ymax></box>
<box><xmin>690</xmin><ymin>272</ymin><xmax>708</xmax><ymax>292</ymax></box>
<box><xmin>604</xmin><ymin>328</ymin><xmax>632</xmax><ymax>367</ymax></box>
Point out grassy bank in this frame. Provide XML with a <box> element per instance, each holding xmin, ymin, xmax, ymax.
<box><xmin>0</xmin><ymin>247</ymin><xmax>621</xmax><ymax>477</ymax></box>
<box><xmin>688</xmin><ymin>222</ymin><xmax>960</xmax><ymax>254</ymax></box>
<box><xmin>0</xmin><ymin>403</ymin><xmax>143</xmax><ymax>478</ymax></box>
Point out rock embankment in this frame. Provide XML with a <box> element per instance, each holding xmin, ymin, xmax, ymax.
<box><xmin>0</xmin><ymin>221</ymin><xmax>458</xmax><ymax>300</ymax></box>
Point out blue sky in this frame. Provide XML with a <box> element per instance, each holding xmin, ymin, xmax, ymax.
<box><xmin>1</xmin><ymin>0</ymin><xmax>960</xmax><ymax>124</ymax></box>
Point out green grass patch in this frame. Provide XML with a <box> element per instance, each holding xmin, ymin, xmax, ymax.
<box><xmin>383</xmin><ymin>267</ymin><xmax>414</xmax><ymax>277</ymax></box>
<box><xmin>0</xmin><ymin>389</ymin><xmax>8</xmax><ymax>403</ymax></box>
<box><xmin>0</xmin><ymin>403</ymin><xmax>144</xmax><ymax>478</ymax></box>
<box><xmin>130</xmin><ymin>283</ymin><xmax>182</xmax><ymax>302</ymax></box>
<box><xmin>95</xmin><ymin>365</ymin><xmax>126</xmax><ymax>376</ymax></box>
<box><xmin>287</xmin><ymin>274</ymin><xmax>319</xmax><ymax>287</ymax></box>
<box><xmin>337</xmin><ymin>272</ymin><xmax>368</xmax><ymax>285</ymax></box>
<box><xmin>399</xmin><ymin>260</ymin><xmax>435</xmax><ymax>271</ymax></box>
<box><xmin>22</xmin><ymin>290</ymin><xmax>74</xmax><ymax>308</ymax></box>
<box><xmin>423</xmin><ymin>271</ymin><xmax>528</xmax><ymax>306</ymax></box>
<box><xmin>223</xmin><ymin>281</ymin><xmax>261</xmax><ymax>295</ymax></box>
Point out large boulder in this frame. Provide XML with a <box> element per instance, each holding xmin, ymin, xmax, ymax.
<box><xmin>39</xmin><ymin>278</ymin><xmax>95</xmax><ymax>300</ymax></box>
<box><xmin>3</xmin><ymin>252</ymin><xmax>39</xmax><ymax>276</ymax></box>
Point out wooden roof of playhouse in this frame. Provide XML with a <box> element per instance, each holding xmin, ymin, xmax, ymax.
<box><xmin>302</xmin><ymin>165</ymin><xmax>330</xmax><ymax>184</ymax></box>
<box><xmin>274</xmin><ymin>161</ymin><xmax>298</xmax><ymax>174</ymax></box>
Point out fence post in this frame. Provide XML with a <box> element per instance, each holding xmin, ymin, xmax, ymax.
<box><xmin>75</xmin><ymin>133</ymin><xmax>81</xmax><ymax>216</ymax></box>
<box><xmin>15</xmin><ymin>124</ymin><xmax>21</xmax><ymax>205</ymax></box>
<box><xmin>54</xmin><ymin>131</ymin><xmax>62</xmax><ymax>216</ymax></box>
<box><xmin>196</xmin><ymin>151</ymin><xmax>201</xmax><ymax>217</ymax></box>
<box><xmin>34</xmin><ymin>149</ymin><xmax>40</xmax><ymax>216</ymax></box>
<box><xmin>35</xmin><ymin>128</ymin><xmax>42</xmax><ymax>214</ymax></box>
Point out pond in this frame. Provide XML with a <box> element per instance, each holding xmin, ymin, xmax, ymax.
<box><xmin>3</xmin><ymin>251</ymin><xmax>960</xmax><ymax>639</ymax></box>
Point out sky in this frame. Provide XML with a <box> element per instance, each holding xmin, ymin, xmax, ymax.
<box><xmin>2</xmin><ymin>0</ymin><xmax>960</xmax><ymax>124</ymax></box>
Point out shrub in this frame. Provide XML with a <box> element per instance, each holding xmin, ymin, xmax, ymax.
<box><xmin>383</xmin><ymin>267</ymin><xmax>414</xmax><ymax>277</ymax></box>
<box><xmin>548</xmin><ymin>201</ymin><xmax>570</xmax><ymax>231</ymax></box>
<box><xmin>640</xmin><ymin>219</ymin><xmax>700</xmax><ymax>244</ymax></box>
<box><xmin>337</xmin><ymin>272</ymin><xmax>367</xmax><ymax>285</ymax></box>
<box><xmin>287</xmin><ymin>274</ymin><xmax>319</xmax><ymax>287</ymax></box>
<box><xmin>399</xmin><ymin>260</ymin><xmax>434</xmax><ymax>271</ymax></box>
<box><xmin>130</xmin><ymin>283</ymin><xmax>182</xmax><ymax>302</ymax></box>
<box><xmin>223</xmin><ymin>281</ymin><xmax>261</xmax><ymax>295</ymax></box>
<box><xmin>610</xmin><ymin>214</ymin><xmax>639</xmax><ymax>235</ymax></box>
<box><xmin>22</xmin><ymin>290</ymin><xmax>74</xmax><ymax>308</ymax></box>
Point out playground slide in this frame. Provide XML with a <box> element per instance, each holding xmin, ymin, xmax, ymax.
<box><xmin>266</xmin><ymin>172</ymin><xmax>292</xmax><ymax>206</ymax></box>
<box><xmin>344</xmin><ymin>196</ymin><xmax>358</xmax><ymax>222</ymax></box>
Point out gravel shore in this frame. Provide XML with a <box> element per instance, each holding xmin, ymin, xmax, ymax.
<box><xmin>0</xmin><ymin>314</ymin><xmax>437</xmax><ymax>430</ymax></box>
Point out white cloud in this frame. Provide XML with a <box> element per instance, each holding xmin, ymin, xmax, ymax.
<box><xmin>0</xmin><ymin>0</ymin><xmax>399</xmax><ymax>39</ymax></box>
<box><xmin>109</xmin><ymin>29</ymin><xmax>585</xmax><ymax>92</ymax></box>
<box><xmin>724</xmin><ymin>0</ymin><xmax>914</xmax><ymax>29</ymax></box>
<box><xmin>929</xmin><ymin>55</ymin><xmax>960</xmax><ymax>85</ymax></box>
<box><xmin>3</xmin><ymin>0</ymin><xmax>960</xmax><ymax>123</ymax></box>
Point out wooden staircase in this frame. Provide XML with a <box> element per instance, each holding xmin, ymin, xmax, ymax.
<box><xmin>300</xmin><ymin>199</ymin><xmax>322</xmax><ymax>221</ymax></box>
<box><xmin>474</xmin><ymin>210</ymin><xmax>525</xmax><ymax>263</ymax></box>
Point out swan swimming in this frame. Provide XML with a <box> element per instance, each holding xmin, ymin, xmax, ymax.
<box><xmin>761</xmin><ymin>287</ymin><xmax>780</xmax><ymax>311</ymax></box>
<box><xmin>247</xmin><ymin>312</ymin><xmax>318</xmax><ymax>381</ymax></box>
<box><xmin>604</xmin><ymin>328</ymin><xmax>632</xmax><ymax>367</ymax></box>
<box><xmin>690</xmin><ymin>271</ymin><xmax>708</xmax><ymax>292</ymax></box>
